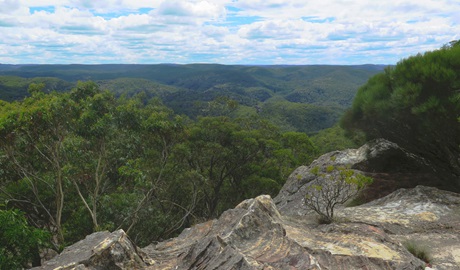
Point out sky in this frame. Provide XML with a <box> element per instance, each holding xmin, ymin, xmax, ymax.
<box><xmin>0</xmin><ymin>0</ymin><xmax>459</xmax><ymax>65</ymax></box>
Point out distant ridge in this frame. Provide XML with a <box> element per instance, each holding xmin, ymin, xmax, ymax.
<box><xmin>0</xmin><ymin>64</ymin><xmax>384</xmax><ymax>133</ymax></box>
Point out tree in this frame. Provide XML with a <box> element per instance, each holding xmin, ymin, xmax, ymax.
<box><xmin>116</xmin><ymin>99</ymin><xmax>187</xmax><ymax>240</ymax></box>
<box><xmin>342</xmin><ymin>43</ymin><xmax>460</xmax><ymax>189</ymax></box>
<box><xmin>0</xmin><ymin>81</ymin><xmax>124</xmax><ymax>244</ymax></box>
<box><xmin>69</xmin><ymin>86</ymin><xmax>117</xmax><ymax>232</ymax></box>
<box><xmin>176</xmin><ymin>116</ymin><xmax>287</xmax><ymax>218</ymax></box>
<box><xmin>177</xmin><ymin>116</ymin><xmax>259</xmax><ymax>218</ymax></box>
<box><xmin>0</xmin><ymin>81</ymin><xmax>322</xmax><ymax>248</ymax></box>
<box><xmin>312</xmin><ymin>125</ymin><xmax>364</xmax><ymax>154</ymax></box>
<box><xmin>0</xmin><ymin>208</ymin><xmax>50</xmax><ymax>269</ymax></box>
<box><xmin>304</xmin><ymin>165</ymin><xmax>373</xmax><ymax>223</ymax></box>
<box><xmin>0</xmin><ymin>84</ymin><xmax>78</xmax><ymax>244</ymax></box>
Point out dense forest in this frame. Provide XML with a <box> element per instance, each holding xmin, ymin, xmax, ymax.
<box><xmin>0</xmin><ymin>64</ymin><xmax>383</xmax><ymax>134</ymax></box>
<box><xmin>0</xmin><ymin>81</ymin><xmax>325</xmax><ymax>268</ymax></box>
<box><xmin>2</xmin><ymin>42</ymin><xmax>460</xmax><ymax>268</ymax></box>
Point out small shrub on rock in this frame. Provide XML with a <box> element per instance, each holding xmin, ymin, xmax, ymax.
<box><xmin>304</xmin><ymin>166</ymin><xmax>373</xmax><ymax>224</ymax></box>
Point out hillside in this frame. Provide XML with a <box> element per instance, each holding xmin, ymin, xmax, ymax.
<box><xmin>0</xmin><ymin>64</ymin><xmax>384</xmax><ymax>133</ymax></box>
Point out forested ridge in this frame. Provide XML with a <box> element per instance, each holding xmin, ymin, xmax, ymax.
<box><xmin>0</xmin><ymin>64</ymin><xmax>383</xmax><ymax>134</ymax></box>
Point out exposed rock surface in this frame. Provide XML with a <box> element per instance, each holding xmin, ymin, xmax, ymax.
<box><xmin>142</xmin><ymin>194</ymin><xmax>427</xmax><ymax>270</ymax></box>
<box><xmin>274</xmin><ymin>138</ymin><xmax>447</xmax><ymax>216</ymax></box>
<box><xmin>34</xmin><ymin>139</ymin><xmax>460</xmax><ymax>270</ymax></box>
<box><xmin>343</xmin><ymin>186</ymin><xmax>460</xmax><ymax>270</ymax></box>
<box><xmin>32</xmin><ymin>229</ymin><xmax>148</xmax><ymax>270</ymax></box>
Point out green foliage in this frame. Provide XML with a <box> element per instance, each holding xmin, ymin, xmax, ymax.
<box><xmin>312</xmin><ymin>125</ymin><xmax>364</xmax><ymax>154</ymax></box>
<box><xmin>305</xmin><ymin>166</ymin><xmax>373</xmax><ymax>223</ymax></box>
<box><xmin>0</xmin><ymin>208</ymin><xmax>50</xmax><ymax>269</ymax></box>
<box><xmin>310</xmin><ymin>166</ymin><xmax>320</xmax><ymax>176</ymax></box>
<box><xmin>260</xmin><ymin>100</ymin><xmax>343</xmax><ymax>133</ymax></box>
<box><xmin>0</xmin><ymin>84</ymin><xmax>320</xmax><ymax>250</ymax></box>
<box><xmin>342</xmin><ymin>44</ymin><xmax>460</xmax><ymax>187</ymax></box>
<box><xmin>177</xmin><ymin>116</ymin><xmax>285</xmax><ymax>217</ymax></box>
<box><xmin>0</xmin><ymin>75</ymin><xmax>73</xmax><ymax>101</ymax></box>
<box><xmin>403</xmin><ymin>240</ymin><xmax>432</xmax><ymax>263</ymax></box>
<box><xmin>1</xmin><ymin>64</ymin><xmax>383</xmax><ymax>134</ymax></box>
<box><xmin>97</xmin><ymin>77</ymin><xmax>178</xmax><ymax>99</ymax></box>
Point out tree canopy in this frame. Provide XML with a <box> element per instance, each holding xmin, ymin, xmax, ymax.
<box><xmin>342</xmin><ymin>41</ymin><xmax>460</xmax><ymax>189</ymax></box>
<box><xmin>0</xmin><ymin>82</ymin><xmax>321</xmax><ymax>253</ymax></box>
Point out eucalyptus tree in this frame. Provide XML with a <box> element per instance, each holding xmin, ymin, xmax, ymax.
<box><xmin>0</xmin><ymin>83</ymin><xmax>78</xmax><ymax>244</ymax></box>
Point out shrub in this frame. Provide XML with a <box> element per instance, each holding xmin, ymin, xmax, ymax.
<box><xmin>304</xmin><ymin>166</ymin><xmax>373</xmax><ymax>224</ymax></box>
<box><xmin>0</xmin><ymin>208</ymin><xmax>50</xmax><ymax>269</ymax></box>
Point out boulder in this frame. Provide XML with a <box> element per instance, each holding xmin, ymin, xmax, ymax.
<box><xmin>32</xmin><ymin>229</ymin><xmax>149</xmax><ymax>270</ymax></box>
<box><xmin>274</xmin><ymin>138</ymin><xmax>447</xmax><ymax>216</ymax></box>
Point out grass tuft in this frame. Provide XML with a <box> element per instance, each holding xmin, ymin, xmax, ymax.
<box><xmin>403</xmin><ymin>240</ymin><xmax>432</xmax><ymax>263</ymax></box>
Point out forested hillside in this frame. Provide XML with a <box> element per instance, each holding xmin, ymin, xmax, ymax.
<box><xmin>0</xmin><ymin>64</ymin><xmax>383</xmax><ymax>134</ymax></box>
<box><xmin>0</xmin><ymin>76</ymin><xmax>73</xmax><ymax>100</ymax></box>
<box><xmin>0</xmin><ymin>82</ymin><xmax>322</xmax><ymax>266</ymax></box>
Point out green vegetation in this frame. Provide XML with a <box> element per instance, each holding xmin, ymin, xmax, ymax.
<box><xmin>305</xmin><ymin>165</ymin><xmax>373</xmax><ymax>224</ymax></box>
<box><xmin>403</xmin><ymin>240</ymin><xmax>432</xmax><ymax>263</ymax></box>
<box><xmin>342</xmin><ymin>41</ymin><xmax>460</xmax><ymax>189</ymax></box>
<box><xmin>3</xmin><ymin>44</ymin><xmax>460</xmax><ymax>265</ymax></box>
<box><xmin>0</xmin><ymin>208</ymin><xmax>50</xmax><ymax>269</ymax></box>
<box><xmin>0</xmin><ymin>82</ymin><xmax>320</xmax><ymax>252</ymax></box>
<box><xmin>2</xmin><ymin>65</ymin><xmax>374</xmax><ymax>260</ymax></box>
<box><xmin>311</xmin><ymin>125</ymin><xmax>365</xmax><ymax>153</ymax></box>
<box><xmin>0</xmin><ymin>76</ymin><xmax>73</xmax><ymax>100</ymax></box>
<box><xmin>0</xmin><ymin>64</ymin><xmax>383</xmax><ymax>134</ymax></box>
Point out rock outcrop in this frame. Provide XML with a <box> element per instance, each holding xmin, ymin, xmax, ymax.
<box><xmin>34</xmin><ymin>139</ymin><xmax>460</xmax><ymax>269</ymax></box>
<box><xmin>274</xmin><ymin>138</ymin><xmax>447</xmax><ymax>216</ymax></box>
<box><xmin>142</xmin><ymin>194</ymin><xmax>429</xmax><ymax>270</ymax></box>
<box><xmin>32</xmin><ymin>229</ymin><xmax>149</xmax><ymax>270</ymax></box>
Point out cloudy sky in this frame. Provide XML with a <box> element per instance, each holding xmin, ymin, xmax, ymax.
<box><xmin>0</xmin><ymin>0</ymin><xmax>459</xmax><ymax>65</ymax></box>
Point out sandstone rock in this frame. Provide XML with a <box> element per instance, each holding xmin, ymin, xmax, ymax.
<box><xmin>35</xmin><ymin>139</ymin><xmax>460</xmax><ymax>269</ymax></box>
<box><xmin>32</xmin><ymin>229</ymin><xmax>148</xmax><ymax>270</ymax></box>
<box><xmin>342</xmin><ymin>186</ymin><xmax>460</xmax><ymax>270</ymax></box>
<box><xmin>274</xmin><ymin>138</ymin><xmax>446</xmax><ymax>216</ymax></box>
<box><xmin>37</xmin><ymin>185</ymin><xmax>460</xmax><ymax>269</ymax></box>
<box><xmin>142</xmin><ymin>195</ymin><xmax>426</xmax><ymax>269</ymax></box>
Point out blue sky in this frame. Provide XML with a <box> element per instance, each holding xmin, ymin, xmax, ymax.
<box><xmin>0</xmin><ymin>0</ymin><xmax>459</xmax><ymax>65</ymax></box>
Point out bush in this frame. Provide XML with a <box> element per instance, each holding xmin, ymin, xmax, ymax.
<box><xmin>341</xmin><ymin>42</ymin><xmax>460</xmax><ymax>190</ymax></box>
<box><xmin>304</xmin><ymin>166</ymin><xmax>373</xmax><ymax>224</ymax></box>
<box><xmin>0</xmin><ymin>208</ymin><xmax>50</xmax><ymax>269</ymax></box>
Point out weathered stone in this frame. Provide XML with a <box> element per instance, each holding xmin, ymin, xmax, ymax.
<box><xmin>274</xmin><ymin>138</ymin><xmax>447</xmax><ymax>216</ymax></box>
<box><xmin>36</xmin><ymin>139</ymin><xmax>460</xmax><ymax>269</ymax></box>
<box><xmin>342</xmin><ymin>185</ymin><xmax>460</xmax><ymax>270</ymax></box>
<box><xmin>32</xmin><ymin>229</ymin><xmax>148</xmax><ymax>270</ymax></box>
<box><xmin>143</xmin><ymin>195</ymin><xmax>319</xmax><ymax>269</ymax></box>
<box><xmin>142</xmin><ymin>195</ymin><xmax>426</xmax><ymax>269</ymax></box>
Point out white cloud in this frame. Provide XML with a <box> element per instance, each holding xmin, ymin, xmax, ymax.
<box><xmin>0</xmin><ymin>0</ymin><xmax>21</xmax><ymax>12</ymax></box>
<box><xmin>158</xmin><ymin>0</ymin><xmax>225</xmax><ymax>19</ymax></box>
<box><xmin>238</xmin><ymin>19</ymin><xmax>329</xmax><ymax>41</ymax></box>
<box><xmin>0</xmin><ymin>0</ymin><xmax>459</xmax><ymax>64</ymax></box>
